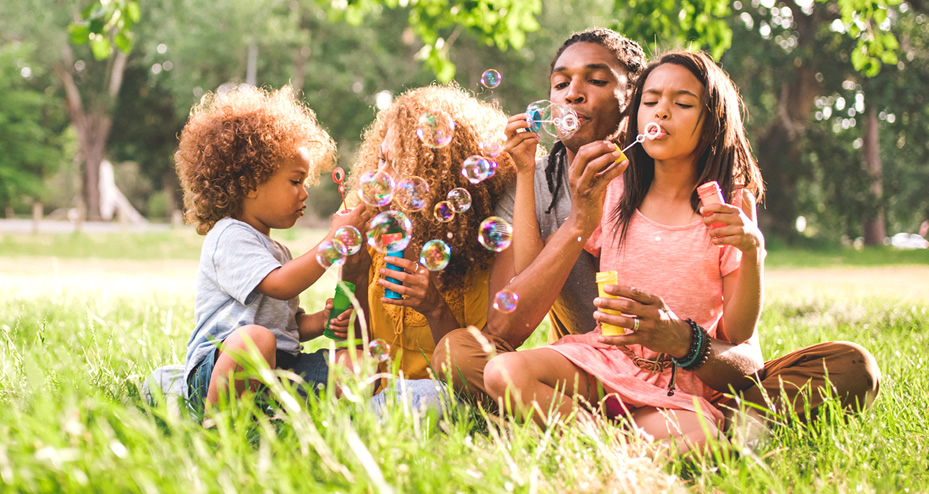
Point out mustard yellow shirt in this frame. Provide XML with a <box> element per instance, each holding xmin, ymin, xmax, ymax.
<box><xmin>366</xmin><ymin>249</ymin><xmax>490</xmax><ymax>380</ymax></box>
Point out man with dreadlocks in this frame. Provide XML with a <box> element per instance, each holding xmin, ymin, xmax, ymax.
<box><xmin>433</xmin><ymin>29</ymin><xmax>879</xmax><ymax>433</ymax></box>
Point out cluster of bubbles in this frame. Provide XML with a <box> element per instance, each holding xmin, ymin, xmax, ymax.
<box><xmin>525</xmin><ymin>100</ymin><xmax>580</xmax><ymax>142</ymax></box>
<box><xmin>368</xmin><ymin>339</ymin><xmax>391</xmax><ymax>364</ymax></box>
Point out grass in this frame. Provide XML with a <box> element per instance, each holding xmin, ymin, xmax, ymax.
<box><xmin>1</xmin><ymin>229</ymin><xmax>928</xmax><ymax>492</ymax></box>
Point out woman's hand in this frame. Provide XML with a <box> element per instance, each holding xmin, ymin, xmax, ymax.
<box><xmin>377</xmin><ymin>255</ymin><xmax>445</xmax><ymax>315</ymax></box>
<box><xmin>594</xmin><ymin>285</ymin><xmax>692</xmax><ymax>359</ymax></box>
<box><xmin>504</xmin><ymin>113</ymin><xmax>540</xmax><ymax>174</ymax></box>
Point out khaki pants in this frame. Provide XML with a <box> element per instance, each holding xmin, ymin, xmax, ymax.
<box><xmin>432</xmin><ymin>328</ymin><xmax>881</xmax><ymax>419</ymax></box>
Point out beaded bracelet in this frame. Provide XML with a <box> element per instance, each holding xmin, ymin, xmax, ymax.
<box><xmin>673</xmin><ymin>319</ymin><xmax>712</xmax><ymax>371</ymax></box>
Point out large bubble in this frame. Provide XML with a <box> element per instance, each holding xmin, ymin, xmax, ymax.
<box><xmin>333</xmin><ymin>226</ymin><xmax>363</xmax><ymax>255</ymax></box>
<box><xmin>416</xmin><ymin>111</ymin><xmax>456</xmax><ymax>148</ymax></box>
<box><xmin>525</xmin><ymin>100</ymin><xmax>579</xmax><ymax>141</ymax></box>
<box><xmin>479</xmin><ymin>132</ymin><xmax>505</xmax><ymax>158</ymax></box>
<box><xmin>433</xmin><ymin>201</ymin><xmax>455</xmax><ymax>223</ymax></box>
<box><xmin>480</xmin><ymin>69</ymin><xmax>502</xmax><ymax>89</ymax></box>
<box><xmin>366</xmin><ymin>210</ymin><xmax>412</xmax><ymax>253</ymax></box>
<box><xmin>493</xmin><ymin>290</ymin><xmax>519</xmax><ymax>313</ymax></box>
<box><xmin>394</xmin><ymin>177</ymin><xmax>430</xmax><ymax>211</ymax></box>
<box><xmin>461</xmin><ymin>155</ymin><xmax>497</xmax><ymax>184</ymax></box>
<box><xmin>316</xmin><ymin>239</ymin><xmax>348</xmax><ymax>268</ymax></box>
<box><xmin>447</xmin><ymin>188</ymin><xmax>472</xmax><ymax>213</ymax></box>
<box><xmin>420</xmin><ymin>239</ymin><xmax>451</xmax><ymax>271</ymax></box>
<box><xmin>358</xmin><ymin>170</ymin><xmax>396</xmax><ymax>207</ymax></box>
<box><xmin>478</xmin><ymin>216</ymin><xmax>513</xmax><ymax>252</ymax></box>
<box><xmin>368</xmin><ymin>339</ymin><xmax>391</xmax><ymax>364</ymax></box>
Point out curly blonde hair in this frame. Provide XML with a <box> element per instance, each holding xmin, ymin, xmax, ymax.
<box><xmin>175</xmin><ymin>85</ymin><xmax>335</xmax><ymax>235</ymax></box>
<box><xmin>347</xmin><ymin>84</ymin><xmax>516</xmax><ymax>291</ymax></box>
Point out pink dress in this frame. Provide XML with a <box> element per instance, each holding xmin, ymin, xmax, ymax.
<box><xmin>548</xmin><ymin>178</ymin><xmax>741</xmax><ymax>426</ymax></box>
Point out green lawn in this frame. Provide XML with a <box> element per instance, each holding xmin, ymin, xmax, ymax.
<box><xmin>1</xmin><ymin>229</ymin><xmax>927</xmax><ymax>492</ymax></box>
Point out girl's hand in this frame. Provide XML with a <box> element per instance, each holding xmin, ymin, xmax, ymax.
<box><xmin>700</xmin><ymin>202</ymin><xmax>765</xmax><ymax>257</ymax></box>
<box><xmin>504</xmin><ymin>113</ymin><xmax>540</xmax><ymax>174</ymax></box>
<box><xmin>377</xmin><ymin>256</ymin><xmax>444</xmax><ymax>314</ymax></box>
<box><xmin>594</xmin><ymin>285</ymin><xmax>692</xmax><ymax>359</ymax></box>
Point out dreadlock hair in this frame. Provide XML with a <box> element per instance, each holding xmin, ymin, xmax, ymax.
<box><xmin>543</xmin><ymin>28</ymin><xmax>646</xmax><ymax>214</ymax></box>
<box><xmin>611</xmin><ymin>50</ymin><xmax>765</xmax><ymax>248</ymax></box>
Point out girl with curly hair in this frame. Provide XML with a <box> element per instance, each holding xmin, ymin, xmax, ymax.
<box><xmin>175</xmin><ymin>85</ymin><xmax>368</xmax><ymax>412</ymax></box>
<box><xmin>341</xmin><ymin>84</ymin><xmax>516</xmax><ymax>381</ymax></box>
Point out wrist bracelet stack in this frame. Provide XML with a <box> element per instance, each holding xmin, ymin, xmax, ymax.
<box><xmin>673</xmin><ymin>319</ymin><xmax>712</xmax><ymax>371</ymax></box>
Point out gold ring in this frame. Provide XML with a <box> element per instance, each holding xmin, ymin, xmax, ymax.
<box><xmin>632</xmin><ymin>318</ymin><xmax>640</xmax><ymax>332</ymax></box>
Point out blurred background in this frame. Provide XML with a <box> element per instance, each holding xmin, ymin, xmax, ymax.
<box><xmin>1</xmin><ymin>0</ymin><xmax>927</xmax><ymax>249</ymax></box>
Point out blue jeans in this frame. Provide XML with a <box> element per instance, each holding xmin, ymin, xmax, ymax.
<box><xmin>370</xmin><ymin>379</ymin><xmax>455</xmax><ymax>419</ymax></box>
<box><xmin>187</xmin><ymin>348</ymin><xmax>329</xmax><ymax>413</ymax></box>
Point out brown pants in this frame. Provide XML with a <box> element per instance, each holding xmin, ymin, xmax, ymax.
<box><xmin>432</xmin><ymin>328</ymin><xmax>881</xmax><ymax>420</ymax></box>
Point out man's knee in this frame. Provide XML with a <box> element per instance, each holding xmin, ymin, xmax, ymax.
<box><xmin>826</xmin><ymin>341</ymin><xmax>881</xmax><ymax>408</ymax></box>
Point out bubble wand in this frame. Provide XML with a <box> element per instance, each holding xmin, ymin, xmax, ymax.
<box><xmin>601</xmin><ymin>122</ymin><xmax>663</xmax><ymax>176</ymax></box>
<box><xmin>332</xmin><ymin>167</ymin><xmax>347</xmax><ymax>211</ymax></box>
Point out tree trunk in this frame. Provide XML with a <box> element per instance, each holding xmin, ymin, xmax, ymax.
<box><xmin>53</xmin><ymin>43</ymin><xmax>127</xmax><ymax>221</ymax></box>
<box><xmin>861</xmin><ymin>105</ymin><xmax>886</xmax><ymax>246</ymax></box>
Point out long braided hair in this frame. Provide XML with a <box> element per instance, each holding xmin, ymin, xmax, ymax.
<box><xmin>543</xmin><ymin>28</ymin><xmax>646</xmax><ymax>214</ymax></box>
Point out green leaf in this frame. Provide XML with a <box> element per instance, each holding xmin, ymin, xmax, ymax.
<box><xmin>90</xmin><ymin>36</ymin><xmax>112</xmax><ymax>60</ymax></box>
<box><xmin>114</xmin><ymin>31</ymin><xmax>133</xmax><ymax>54</ymax></box>
<box><xmin>126</xmin><ymin>1</ymin><xmax>141</xmax><ymax>23</ymax></box>
<box><xmin>68</xmin><ymin>23</ymin><xmax>90</xmax><ymax>45</ymax></box>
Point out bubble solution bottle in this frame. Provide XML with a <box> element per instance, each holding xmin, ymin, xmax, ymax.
<box><xmin>384</xmin><ymin>251</ymin><xmax>404</xmax><ymax>300</ymax></box>
<box><xmin>696</xmin><ymin>181</ymin><xmax>727</xmax><ymax>229</ymax></box>
<box><xmin>324</xmin><ymin>281</ymin><xmax>356</xmax><ymax>339</ymax></box>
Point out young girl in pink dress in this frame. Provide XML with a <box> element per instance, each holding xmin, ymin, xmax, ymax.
<box><xmin>484</xmin><ymin>51</ymin><xmax>766</xmax><ymax>453</ymax></box>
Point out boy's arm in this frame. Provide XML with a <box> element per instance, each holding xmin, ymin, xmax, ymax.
<box><xmin>257</xmin><ymin>206</ymin><xmax>371</xmax><ymax>301</ymax></box>
<box><xmin>296</xmin><ymin>304</ymin><xmax>327</xmax><ymax>342</ymax></box>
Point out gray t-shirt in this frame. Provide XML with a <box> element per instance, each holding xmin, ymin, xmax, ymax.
<box><xmin>183</xmin><ymin>218</ymin><xmax>302</xmax><ymax>386</ymax></box>
<box><xmin>495</xmin><ymin>154</ymin><xmax>599</xmax><ymax>341</ymax></box>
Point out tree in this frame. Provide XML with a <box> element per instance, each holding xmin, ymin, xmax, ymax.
<box><xmin>0</xmin><ymin>41</ymin><xmax>70</xmax><ymax>212</ymax></box>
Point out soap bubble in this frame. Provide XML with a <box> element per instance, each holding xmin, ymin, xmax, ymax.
<box><xmin>419</xmin><ymin>239</ymin><xmax>451</xmax><ymax>271</ymax></box>
<box><xmin>316</xmin><ymin>239</ymin><xmax>348</xmax><ymax>268</ymax></box>
<box><xmin>480</xmin><ymin>69</ymin><xmax>502</xmax><ymax>89</ymax></box>
<box><xmin>478</xmin><ymin>216</ymin><xmax>513</xmax><ymax>252</ymax></box>
<box><xmin>366</xmin><ymin>210</ymin><xmax>412</xmax><ymax>253</ymax></box>
<box><xmin>368</xmin><ymin>339</ymin><xmax>391</xmax><ymax>363</ymax></box>
<box><xmin>433</xmin><ymin>201</ymin><xmax>455</xmax><ymax>223</ymax></box>
<box><xmin>493</xmin><ymin>290</ymin><xmax>519</xmax><ymax>313</ymax></box>
<box><xmin>359</xmin><ymin>170</ymin><xmax>396</xmax><ymax>207</ymax></box>
<box><xmin>394</xmin><ymin>177</ymin><xmax>430</xmax><ymax>211</ymax></box>
<box><xmin>479</xmin><ymin>133</ymin><xmax>505</xmax><ymax>158</ymax></box>
<box><xmin>447</xmin><ymin>188</ymin><xmax>472</xmax><ymax>213</ymax></box>
<box><xmin>525</xmin><ymin>100</ymin><xmax>579</xmax><ymax>141</ymax></box>
<box><xmin>461</xmin><ymin>155</ymin><xmax>496</xmax><ymax>184</ymax></box>
<box><xmin>416</xmin><ymin>111</ymin><xmax>456</xmax><ymax>148</ymax></box>
<box><xmin>334</xmin><ymin>226</ymin><xmax>363</xmax><ymax>255</ymax></box>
